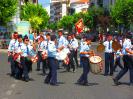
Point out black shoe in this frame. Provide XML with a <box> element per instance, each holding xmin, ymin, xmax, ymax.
<box><xmin>109</xmin><ymin>74</ymin><xmax>113</xmax><ymax>76</ymax></box>
<box><xmin>82</xmin><ymin>82</ymin><xmax>90</xmax><ymax>86</ymax></box>
<box><xmin>44</xmin><ymin>80</ymin><xmax>49</xmax><ymax>84</ymax></box>
<box><xmin>10</xmin><ymin>73</ymin><xmax>15</xmax><ymax>77</ymax></box>
<box><xmin>130</xmin><ymin>83</ymin><xmax>133</xmax><ymax>86</ymax></box>
<box><xmin>50</xmin><ymin>83</ymin><xmax>59</xmax><ymax>86</ymax></box>
<box><xmin>24</xmin><ymin>78</ymin><xmax>29</xmax><ymax>82</ymax></box>
<box><xmin>103</xmin><ymin>74</ymin><xmax>108</xmax><ymax>76</ymax></box>
<box><xmin>36</xmin><ymin>69</ymin><xmax>40</xmax><ymax>71</ymax></box>
<box><xmin>113</xmin><ymin>78</ymin><xmax>121</xmax><ymax>85</ymax></box>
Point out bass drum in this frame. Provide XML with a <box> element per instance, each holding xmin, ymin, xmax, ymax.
<box><xmin>89</xmin><ymin>56</ymin><xmax>103</xmax><ymax>74</ymax></box>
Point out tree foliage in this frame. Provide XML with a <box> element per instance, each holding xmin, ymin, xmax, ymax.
<box><xmin>20</xmin><ymin>3</ymin><xmax>49</xmax><ymax>30</ymax></box>
<box><xmin>58</xmin><ymin>15</ymin><xmax>74</xmax><ymax>31</ymax></box>
<box><xmin>111</xmin><ymin>0</ymin><xmax>133</xmax><ymax>28</ymax></box>
<box><xmin>0</xmin><ymin>0</ymin><xmax>18</xmax><ymax>25</ymax></box>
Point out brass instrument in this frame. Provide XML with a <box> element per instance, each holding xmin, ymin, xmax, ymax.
<box><xmin>112</xmin><ymin>41</ymin><xmax>122</xmax><ymax>52</ymax></box>
<box><xmin>97</xmin><ymin>43</ymin><xmax>105</xmax><ymax>52</ymax></box>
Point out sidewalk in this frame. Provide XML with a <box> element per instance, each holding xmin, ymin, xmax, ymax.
<box><xmin>0</xmin><ymin>49</ymin><xmax>8</xmax><ymax>53</ymax></box>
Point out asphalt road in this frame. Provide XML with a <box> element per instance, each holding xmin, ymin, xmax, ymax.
<box><xmin>0</xmin><ymin>45</ymin><xmax>133</xmax><ymax>99</ymax></box>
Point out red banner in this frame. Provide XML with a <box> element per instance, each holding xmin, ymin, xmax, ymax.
<box><xmin>75</xmin><ymin>19</ymin><xmax>84</xmax><ymax>34</ymax></box>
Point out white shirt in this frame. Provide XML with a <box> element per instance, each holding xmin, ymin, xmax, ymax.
<box><xmin>37</xmin><ymin>41</ymin><xmax>47</xmax><ymax>51</ymax></box>
<box><xmin>14</xmin><ymin>42</ymin><xmax>23</xmax><ymax>53</ymax></box>
<box><xmin>122</xmin><ymin>39</ymin><xmax>132</xmax><ymax>55</ymax></box>
<box><xmin>8</xmin><ymin>39</ymin><xmax>18</xmax><ymax>52</ymax></box>
<box><xmin>80</xmin><ymin>42</ymin><xmax>90</xmax><ymax>57</ymax></box>
<box><xmin>58</xmin><ymin>36</ymin><xmax>68</xmax><ymax>48</ymax></box>
<box><xmin>70</xmin><ymin>38</ymin><xmax>79</xmax><ymax>49</ymax></box>
<box><xmin>21</xmin><ymin>44</ymin><xmax>33</xmax><ymax>57</ymax></box>
<box><xmin>103</xmin><ymin>40</ymin><xmax>113</xmax><ymax>53</ymax></box>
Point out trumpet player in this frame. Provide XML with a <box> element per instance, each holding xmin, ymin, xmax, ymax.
<box><xmin>77</xmin><ymin>36</ymin><xmax>94</xmax><ymax>86</ymax></box>
<box><xmin>103</xmin><ymin>35</ymin><xmax>114</xmax><ymax>76</ymax></box>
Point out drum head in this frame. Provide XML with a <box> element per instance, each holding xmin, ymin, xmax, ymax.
<box><xmin>89</xmin><ymin>56</ymin><xmax>102</xmax><ymax>64</ymax></box>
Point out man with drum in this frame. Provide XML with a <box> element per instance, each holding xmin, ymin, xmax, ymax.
<box><xmin>76</xmin><ymin>36</ymin><xmax>94</xmax><ymax>86</ymax></box>
<box><xmin>8</xmin><ymin>32</ymin><xmax>18</xmax><ymax>77</ymax></box>
<box><xmin>103</xmin><ymin>34</ymin><xmax>114</xmax><ymax>76</ymax></box>
<box><xmin>57</xmin><ymin>31</ymin><xmax>68</xmax><ymax>69</ymax></box>
<box><xmin>44</xmin><ymin>35</ymin><xmax>59</xmax><ymax>86</ymax></box>
<box><xmin>113</xmin><ymin>35</ymin><xmax>133</xmax><ymax>86</ymax></box>
<box><xmin>20</xmin><ymin>36</ymin><xmax>34</xmax><ymax>82</ymax></box>
<box><xmin>36</xmin><ymin>35</ymin><xmax>47</xmax><ymax>75</ymax></box>
<box><xmin>14</xmin><ymin>35</ymin><xmax>23</xmax><ymax>79</ymax></box>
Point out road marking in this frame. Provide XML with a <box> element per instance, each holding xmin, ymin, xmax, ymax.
<box><xmin>6</xmin><ymin>90</ymin><xmax>12</xmax><ymax>96</ymax></box>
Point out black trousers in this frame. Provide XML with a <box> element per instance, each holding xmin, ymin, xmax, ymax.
<box><xmin>115</xmin><ymin>55</ymin><xmax>133</xmax><ymax>84</ymax></box>
<box><xmin>37</xmin><ymin>51</ymin><xmax>47</xmax><ymax>73</ymax></box>
<box><xmin>78</xmin><ymin>57</ymin><xmax>90</xmax><ymax>83</ymax></box>
<box><xmin>45</xmin><ymin>57</ymin><xmax>58</xmax><ymax>84</ymax></box>
<box><xmin>67</xmin><ymin>53</ymin><xmax>75</xmax><ymax>71</ymax></box>
<box><xmin>8</xmin><ymin>55</ymin><xmax>16</xmax><ymax>76</ymax></box>
<box><xmin>104</xmin><ymin>52</ymin><xmax>114</xmax><ymax>75</ymax></box>
<box><xmin>72</xmin><ymin>49</ymin><xmax>79</xmax><ymax>68</ymax></box>
<box><xmin>113</xmin><ymin>57</ymin><xmax>123</xmax><ymax>71</ymax></box>
<box><xmin>21</xmin><ymin>57</ymin><xmax>32</xmax><ymax>80</ymax></box>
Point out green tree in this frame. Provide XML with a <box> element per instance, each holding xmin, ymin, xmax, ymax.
<box><xmin>0</xmin><ymin>0</ymin><xmax>18</xmax><ymax>25</ymax></box>
<box><xmin>47</xmin><ymin>23</ymin><xmax>58</xmax><ymax>31</ymax></box>
<box><xmin>58</xmin><ymin>15</ymin><xmax>74</xmax><ymax>32</ymax></box>
<box><xmin>20</xmin><ymin>3</ymin><xmax>49</xmax><ymax>31</ymax></box>
<box><xmin>111</xmin><ymin>0</ymin><xmax>133</xmax><ymax>29</ymax></box>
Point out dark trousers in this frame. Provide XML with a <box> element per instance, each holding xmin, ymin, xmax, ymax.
<box><xmin>21</xmin><ymin>57</ymin><xmax>30</xmax><ymax>80</ymax></box>
<box><xmin>15</xmin><ymin>61</ymin><xmax>23</xmax><ymax>79</ymax></box>
<box><xmin>113</xmin><ymin>57</ymin><xmax>123</xmax><ymax>71</ymax></box>
<box><xmin>73</xmin><ymin>49</ymin><xmax>79</xmax><ymax>68</ymax></box>
<box><xmin>67</xmin><ymin>53</ymin><xmax>75</xmax><ymax>71</ymax></box>
<box><xmin>115</xmin><ymin>55</ymin><xmax>133</xmax><ymax>84</ymax></box>
<box><xmin>8</xmin><ymin>55</ymin><xmax>16</xmax><ymax>76</ymax></box>
<box><xmin>37</xmin><ymin>51</ymin><xmax>47</xmax><ymax>74</ymax></box>
<box><xmin>78</xmin><ymin>57</ymin><xmax>90</xmax><ymax>83</ymax></box>
<box><xmin>104</xmin><ymin>53</ymin><xmax>114</xmax><ymax>75</ymax></box>
<box><xmin>45</xmin><ymin>57</ymin><xmax>58</xmax><ymax>84</ymax></box>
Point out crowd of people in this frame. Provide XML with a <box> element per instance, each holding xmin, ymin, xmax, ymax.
<box><xmin>7</xmin><ymin>30</ymin><xmax>133</xmax><ymax>86</ymax></box>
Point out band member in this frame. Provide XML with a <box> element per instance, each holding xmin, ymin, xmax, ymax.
<box><xmin>77</xmin><ymin>36</ymin><xmax>94</xmax><ymax>86</ymax></box>
<box><xmin>67</xmin><ymin>34</ymin><xmax>75</xmax><ymax>72</ymax></box>
<box><xmin>113</xmin><ymin>35</ymin><xmax>133</xmax><ymax>86</ymax></box>
<box><xmin>8</xmin><ymin>32</ymin><xmax>18</xmax><ymax>77</ymax></box>
<box><xmin>36</xmin><ymin>35</ymin><xmax>47</xmax><ymax>75</ymax></box>
<box><xmin>70</xmin><ymin>33</ymin><xmax>79</xmax><ymax>68</ymax></box>
<box><xmin>57</xmin><ymin>31</ymin><xmax>68</xmax><ymax>68</ymax></box>
<box><xmin>44</xmin><ymin>35</ymin><xmax>59</xmax><ymax>86</ymax></box>
<box><xmin>113</xmin><ymin>37</ymin><xmax>123</xmax><ymax>72</ymax></box>
<box><xmin>113</xmin><ymin>48</ymin><xmax>123</xmax><ymax>72</ymax></box>
<box><xmin>103</xmin><ymin>35</ymin><xmax>114</xmax><ymax>76</ymax></box>
<box><xmin>14</xmin><ymin>35</ymin><xmax>23</xmax><ymax>79</ymax></box>
<box><xmin>20</xmin><ymin>36</ymin><xmax>34</xmax><ymax>82</ymax></box>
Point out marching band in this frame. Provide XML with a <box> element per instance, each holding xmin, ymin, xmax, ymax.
<box><xmin>7</xmin><ymin>31</ymin><xmax>133</xmax><ymax>86</ymax></box>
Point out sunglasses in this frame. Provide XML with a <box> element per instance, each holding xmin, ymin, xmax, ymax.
<box><xmin>25</xmin><ymin>39</ymin><xmax>29</xmax><ymax>41</ymax></box>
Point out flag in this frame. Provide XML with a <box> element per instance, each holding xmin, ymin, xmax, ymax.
<box><xmin>75</xmin><ymin>19</ymin><xmax>84</xmax><ymax>34</ymax></box>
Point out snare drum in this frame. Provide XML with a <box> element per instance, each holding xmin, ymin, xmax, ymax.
<box><xmin>89</xmin><ymin>56</ymin><xmax>103</xmax><ymax>74</ymax></box>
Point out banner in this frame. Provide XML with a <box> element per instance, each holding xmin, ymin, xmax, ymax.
<box><xmin>16</xmin><ymin>21</ymin><xmax>31</xmax><ymax>37</ymax></box>
<box><xmin>75</xmin><ymin>19</ymin><xmax>84</xmax><ymax>34</ymax></box>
